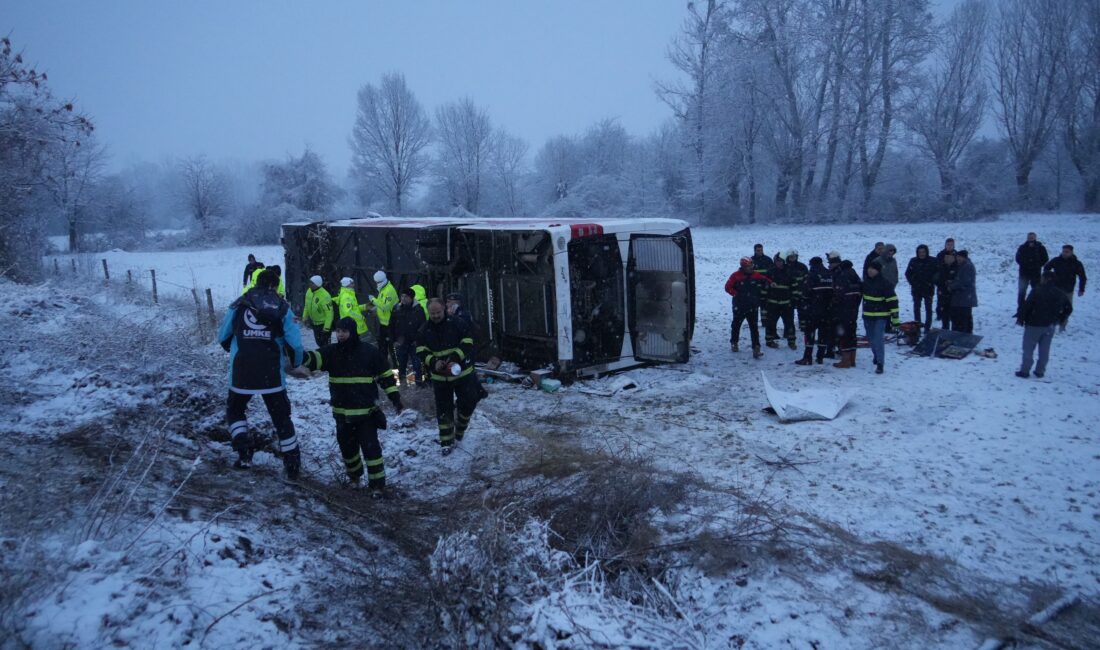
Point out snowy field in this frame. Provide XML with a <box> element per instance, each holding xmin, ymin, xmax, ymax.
<box><xmin>10</xmin><ymin>212</ymin><xmax>1099</xmax><ymax>647</ymax></box>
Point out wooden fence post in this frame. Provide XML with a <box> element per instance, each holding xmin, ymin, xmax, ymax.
<box><xmin>102</xmin><ymin>259</ymin><xmax>109</xmax><ymax>282</ymax></box>
<box><xmin>127</xmin><ymin>270</ymin><xmax>132</xmax><ymax>284</ymax></box>
<box><xmin>151</xmin><ymin>269</ymin><xmax>158</xmax><ymax>304</ymax></box>
<box><xmin>54</xmin><ymin>259</ymin><xmax>60</xmax><ymax>275</ymax></box>
<box><xmin>205</xmin><ymin>288</ymin><xmax>216</xmax><ymax>328</ymax></box>
<box><xmin>191</xmin><ymin>288</ymin><xmax>204</xmax><ymax>337</ymax></box>
<box><xmin>71</xmin><ymin>258</ymin><xmax>77</xmax><ymax>274</ymax></box>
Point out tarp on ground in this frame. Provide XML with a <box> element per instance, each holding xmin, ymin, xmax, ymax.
<box><xmin>910</xmin><ymin>328</ymin><xmax>983</xmax><ymax>359</ymax></box>
<box><xmin>760</xmin><ymin>371</ymin><xmax>857</xmax><ymax>423</ymax></box>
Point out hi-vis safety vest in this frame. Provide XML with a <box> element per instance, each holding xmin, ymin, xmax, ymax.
<box><xmin>303</xmin><ymin>286</ymin><xmax>334</xmax><ymax>330</ymax></box>
<box><xmin>242</xmin><ymin>267</ymin><xmax>284</xmax><ymax>297</ymax></box>
<box><xmin>338</xmin><ymin>286</ymin><xmax>369</xmax><ymax>335</ymax></box>
<box><xmin>411</xmin><ymin>284</ymin><xmax>429</xmax><ymax>318</ymax></box>
<box><xmin>372</xmin><ymin>282</ymin><xmax>398</xmax><ymax>326</ymax></box>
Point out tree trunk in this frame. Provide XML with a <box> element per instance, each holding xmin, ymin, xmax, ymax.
<box><xmin>1083</xmin><ymin>176</ymin><xmax>1100</xmax><ymax>213</ymax></box>
<box><xmin>68</xmin><ymin>218</ymin><xmax>78</xmax><ymax>253</ymax></box>
<box><xmin>747</xmin><ymin>153</ymin><xmax>757</xmax><ymax>225</ymax></box>
<box><xmin>1015</xmin><ymin>162</ymin><xmax>1032</xmax><ymax>206</ymax></box>
<box><xmin>938</xmin><ymin>164</ymin><xmax>954</xmax><ymax>204</ymax></box>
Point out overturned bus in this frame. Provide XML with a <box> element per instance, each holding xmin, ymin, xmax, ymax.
<box><xmin>282</xmin><ymin>217</ymin><xmax>695</xmax><ymax>378</ymax></box>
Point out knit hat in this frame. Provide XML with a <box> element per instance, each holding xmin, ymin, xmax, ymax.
<box><xmin>400</xmin><ymin>287</ymin><xmax>415</xmax><ymax>298</ymax></box>
<box><xmin>827</xmin><ymin>251</ymin><xmax>841</xmax><ymax>262</ymax></box>
<box><xmin>373</xmin><ymin>270</ymin><xmax>387</xmax><ymax>285</ymax></box>
<box><xmin>885</xmin><ymin>244</ymin><xmax>897</xmax><ymax>253</ymax></box>
<box><xmin>309</xmin><ymin>275</ymin><xmax>323</xmax><ymax>286</ymax></box>
<box><xmin>340</xmin><ymin>277</ymin><xmax>354</xmax><ymax>287</ymax></box>
<box><xmin>739</xmin><ymin>256</ymin><xmax>752</xmax><ymax>267</ymax></box>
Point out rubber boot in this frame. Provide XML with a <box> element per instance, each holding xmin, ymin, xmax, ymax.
<box><xmin>794</xmin><ymin>348</ymin><xmax>814</xmax><ymax>365</ymax></box>
<box><xmin>752</xmin><ymin>345</ymin><xmax>763</xmax><ymax>359</ymax></box>
<box><xmin>848</xmin><ymin>348</ymin><xmax>857</xmax><ymax>369</ymax></box>
<box><xmin>815</xmin><ymin>346</ymin><xmax>825</xmax><ymax>364</ymax></box>
<box><xmin>283</xmin><ymin>448</ymin><xmax>301</xmax><ymax>481</ymax></box>
<box><xmin>875</xmin><ymin>362</ymin><xmax>884</xmax><ymax>374</ymax></box>
<box><xmin>833</xmin><ymin>350</ymin><xmax>854</xmax><ymax>369</ymax></box>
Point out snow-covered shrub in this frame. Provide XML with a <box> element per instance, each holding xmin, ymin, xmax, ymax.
<box><xmin>429</xmin><ymin>510</ymin><xmax>571</xmax><ymax>648</ymax></box>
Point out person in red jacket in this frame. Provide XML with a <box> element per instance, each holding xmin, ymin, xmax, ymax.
<box><xmin>725</xmin><ymin>257</ymin><xmax>772</xmax><ymax>358</ymax></box>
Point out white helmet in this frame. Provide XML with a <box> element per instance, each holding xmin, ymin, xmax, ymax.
<box><xmin>340</xmin><ymin>277</ymin><xmax>354</xmax><ymax>287</ymax></box>
<box><xmin>373</xmin><ymin>270</ymin><xmax>387</xmax><ymax>285</ymax></box>
<box><xmin>309</xmin><ymin>275</ymin><xmax>323</xmax><ymax>286</ymax></box>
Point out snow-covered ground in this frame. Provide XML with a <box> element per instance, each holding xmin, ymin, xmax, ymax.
<box><xmin>11</xmin><ymin>212</ymin><xmax>1099</xmax><ymax>648</ymax></box>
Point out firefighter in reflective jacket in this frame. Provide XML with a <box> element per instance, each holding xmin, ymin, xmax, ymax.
<box><xmin>301</xmin><ymin>317</ymin><xmax>403</xmax><ymax>494</ymax></box>
<box><xmin>369</xmin><ymin>270</ymin><xmax>399</xmax><ymax>364</ymax></box>
<box><xmin>302</xmin><ymin>275</ymin><xmax>334</xmax><ymax>348</ymax></box>
<box><xmin>337</xmin><ymin>277</ymin><xmax>369</xmax><ymax>336</ymax></box>
<box><xmin>763</xmin><ymin>253</ymin><xmax>797</xmax><ymax>350</ymax></box>
<box><xmin>417</xmin><ymin>299</ymin><xmax>483</xmax><ymax>455</ymax></box>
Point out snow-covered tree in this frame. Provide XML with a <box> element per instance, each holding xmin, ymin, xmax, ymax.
<box><xmin>44</xmin><ymin>136</ymin><xmax>106</xmax><ymax>252</ymax></box>
<box><xmin>260</xmin><ymin>148</ymin><xmax>338</xmax><ymax>213</ymax></box>
<box><xmin>176</xmin><ymin>155</ymin><xmax>230</xmax><ymax>235</ymax></box>
<box><xmin>1063</xmin><ymin>0</ymin><xmax>1100</xmax><ymax>212</ymax></box>
<box><xmin>0</xmin><ymin>37</ymin><xmax>94</xmax><ymax>281</ymax></box>
<box><xmin>349</xmin><ymin>72</ymin><xmax>431</xmax><ymax>215</ymax></box>
<box><xmin>434</xmin><ymin>98</ymin><xmax>493</xmax><ymax>214</ymax></box>
<box><xmin>488</xmin><ymin>129</ymin><xmax>529</xmax><ymax>217</ymax></box>
<box><xmin>990</xmin><ymin>0</ymin><xmax>1074</xmax><ymax>205</ymax></box>
<box><xmin>906</xmin><ymin>0</ymin><xmax>989</xmax><ymax>205</ymax></box>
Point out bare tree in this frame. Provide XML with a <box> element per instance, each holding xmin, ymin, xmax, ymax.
<box><xmin>434</xmin><ymin>98</ymin><xmax>493</xmax><ymax>214</ymax></box>
<box><xmin>1063</xmin><ymin>0</ymin><xmax>1100</xmax><ymax>212</ymax></box>
<box><xmin>907</xmin><ymin>0</ymin><xmax>988</xmax><ymax>204</ymax></box>
<box><xmin>45</xmin><ymin>136</ymin><xmax>106</xmax><ymax>252</ymax></box>
<box><xmin>489</xmin><ymin>129</ymin><xmax>529</xmax><ymax>217</ymax></box>
<box><xmin>176</xmin><ymin>156</ymin><xmax>229</xmax><ymax>233</ymax></box>
<box><xmin>349</xmin><ymin>72</ymin><xmax>431</xmax><ymax>215</ymax></box>
<box><xmin>656</xmin><ymin>0</ymin><xmax>728</xmax><ymax>221</ymax></box>
<box><xmin>990</xmin><ymin>0</ymin><xmax>1074</xmax><ymax>205</ymax></box>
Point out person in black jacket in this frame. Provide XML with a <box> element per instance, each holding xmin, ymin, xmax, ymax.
<box><xmin>904</xmin><ymin>244</ymin><xmax>937</xmax><ymax>330</ymax></box>
<box><xmin>949</xmin><ymin>250</ymin><xmax>977</xmax><ymax>334</ymax></box>
<box><xmin>392</xmin><ymin>288</ymin><xmax>428</xmax><ymax>387</ymax></box>
<box><xmin>795</xmin><ymin>256</ymin><xmax>833</xmax><ymax>365</ymax></box>
<box><xmin>934</xmin><ymin>252</ymin><xmax>958</xmax><ymax>330</ymax></box>
<box><xmin>1014</xmin><ymin>232</ymin><xmax>1049</xmax><ymax>317</ymax></box>
<box><xmin>417</xmin><ymin>299</ymin><xmax>484</xmax><ymax>454</ymax></box>
<box><xmin>1043</xmin><ymin>244</ymin><xmax>1088</xmax><ymax>329</ymax></box>
<box><xmin>301</xmin><ymin>317</ymin><xmax>403</xmax><ymax>494</ymax></box>
<box><xmin>1015</xmin><ymin>271</ymin><xmax>1073</xmax><ymax>378</ymax></box>
<box><xmin>863</xmin><ymin>242</ymin><xmax>885</xmax><ymax>277</ymax></box>
<box><xmin>242</xmin><ymin>254</ymin><xmax>264</xmax><ymax>287</ymax></box>
<box><xmin>832</xmin><ymin>260</ymin><xmax>863</xmax><ymax>368</ymax></box>
<box><xmin>217</xmin><ymin>270</ymin><xmax>304</xmax><ymax>478</ymax></box>
<box><xmin>862</xmin><ymin>260</ymin><xmax>901</xmax><ymax>374</ymax></box>
<box><xmin>785</xmin><ymin>250</ymin><xmax>808</xmax><ymax>331</ymax></box>
<box><xmin>763</xmin><ymin>254</ymin><xmax>797</xmax><ymax>349</ymax></box>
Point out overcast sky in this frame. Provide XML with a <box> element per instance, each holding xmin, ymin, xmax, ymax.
<box><xmin>6</xmin><ymin>1</ymin><xmax>963</xmax><ymax>177</ymax></box>
<box><xmin>5</xmin><ymin>0</ymin><xmax>692</xmax><ymax>175</ymax></box>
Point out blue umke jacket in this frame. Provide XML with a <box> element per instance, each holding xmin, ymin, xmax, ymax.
<box><xmin>218</xmin><ymin>287</ymin><xmax>304</xmax><ymax>394</ymax></box>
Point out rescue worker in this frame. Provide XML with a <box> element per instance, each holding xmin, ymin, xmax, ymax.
<box><xmin>1014</xmin><ymin>232</ymin><xmax>1049</xmax><ymax>317</ymax></box>
<box><xmin>243</xmin><ymin>254</ymin><xmax>263</xmax><ymax>287</ymax></box>
<box><xmin>1015</xmin><ymin>270</ymin><xmax>1073</xmax><ymax>378</ymax></box>
<box><xmin>218</xmin><ymin>269</ymin><xmax>304</xmax><ymax>479</ymax></box>
<box><xmin>370</xmin><ymin>270</ymin><xmax>399</xmax><ymax>364</ymax></box>
<box><xmin>786</xmin><ymin>250</ymin><xmax>808</xmax><ymax>332</ymax></box>
<box><xmin>1043</xmin><ymin>244</ymin><xmax>1087</xmax><ymax>330</ymax></box>
<box><xmin>904</xmin><ymin>244</ymin><xmax>937</xmax><ymax>330</ymax></box>
<box><xmin>337</xmin><ymin>276</ymin><xmax>370</xmax><ymax>337</ymax></box>
<box><xmin>949</xmin><ymin>250</ymin><xmax>977</xmax><ymax>334</ymax></box>
<box><xmin>724</xmin><ymin>256</ymin><xmax>771</xmax><ymax>358</ymax></box>
<box><xmin>750</xmin><ymin>244</ymin><xmax>774</xmax><ymax>331</ymax></box>
<box><xmin>300</xmin><ymin>317</ymin><xmax>403</xmax><ymax>496</ymax></box>
<box><xmin>243</xmin><ymin>263</ymin><xmax>284</xmax><ymax>297</ymax></box>
<box><xmin>934</xmin><ymin>252</ymin><xmax>958</xmax><ymax>330</ymax></box>
<box><xmin>795</xmin><ymin>256</ymin><xmax>833</xmax><ymax>365</ymax></box>
<box><xmin>302</xmin><ymin>275</ymin><xmax>334</xmax><ymax>348</ymax></box>
<box><xmin>862</xmin><ymin>259</ymin><xmax>901</xmax><ymax>374</ymax></box>
<box><xmin>392</xmin><ymin>287</ymin><xmax>427</xmax><ymax>387</ymax></box>
<box><xmin>832</xmin><ymin>259</ymin><xmax>863</xmax><ymax>368</ymax></box>
<box><xmin>863</xmin><ymin>242</ymin><xmax>885</xmax><ymax>277</ymax></box>
<box><xmin>763</xmin><ymin>253</ymin><xmax>797</xmax><ymax>350</ymax></box>
<box><xmin>823</xmin><ymin>251</ymin><xmax>844</xmax><ymax>359</ymax></box>
<box><xmin>417</xmin><ymin>299</ymin><xmax>484</xmax><ymax>455</ymax></box>
<box><xmin>411</xmin><ymin>283</ymin><xmax>429</xmax><ymax>317</ymax></box>
<box><xmin>874</xmin><ymin>244</ymin><xmax>899</xmax><ymax>289</ymax></box>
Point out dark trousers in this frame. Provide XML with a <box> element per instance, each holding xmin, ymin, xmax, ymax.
<box><xmin>431</xmin><ymin>374</ymin><xmax>482</xmax><ymax>447</ymax></box>
<box><xmin>335</xmin><ymin>415</ymin><xmax>384</xmax><ymax>488</ymax></box>
<box><xmin>312</xmin><ymin>326</ymin><xmax>331</xmax><ymax>349</ymax></box>
<box><xmin>395</xmin><ymin>340</ymin><xmax>423</xmax><ymax>384</ymax></box>
<box><xmin>835</xmin><ymin>318</ymin><xmax>858</xmax><ymax>352</ymax></box>
<box><xmin>764</xmin><ymin>305</ymin><xmax>795</xmax><ymax>344</ymax></box>
<box><xmin>802</xmin><ymin>319</ymin><xmax>830</xmax><ymax>358</ymax></box>
<box><xmin>731</xmin><ymin>307</ymin><xmax>761</xmax><ymax>348</ymax></box>
<box><xmin>226</xmin><ymin>390</ymin><xmax>298</xmax><ymax>466</ymax></box>
<box><xmin>950</xmin><ymin>306</ymin><xmax>973</xmax><ymax>334</ymax></box>
<box><xmin>376</xmin><ymin>324</ymin><xmax>394</xmax><ymax>366</ymax></box>
<box><xmin>912</xmin><ymin>293</ymin><xmax>933</xmax><ymax>329</ymax></box>
<box><xmin>1016</xmin><ymin>276</ymin><xmax>1039</xmax><ymax>315</ymax></box>
<box><xmin>936</xmin><ymin>290</ymin><xmax>952</xmax><ymax>330</ymax></box>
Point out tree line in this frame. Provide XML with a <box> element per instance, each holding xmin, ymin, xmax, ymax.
<box><xmin>3</xmin><ymin>0</ymin><xmax>1099</xmax><ymax>281</ymax></box>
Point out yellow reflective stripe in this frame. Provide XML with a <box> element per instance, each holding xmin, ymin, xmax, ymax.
<box><xmin>367</xmin><ymin>469</ymin><xmax>386</xmax><ymax>480</ymax></box>
<box><xmin>415</xmin><ymin>346</ymin><xmax>429</xmax><ymax>353</ymax></box>
<box><xmin>345</xmin><ymin>454</ymin><xmax>363</xmax><ymax>471</ymax></box>
<box><xmin>307</xmin><ymin>350</ymin><xmax>323</xmax><ymax>371</ymax></box>
<box><xmin>460</xmin><ymin>338</ymin><xmax>474</xmax><ymax>345</ymax></box>
<box><xmin>329</xmin><ymin>376</ymin><xmax>374</xmax><ymax>384</ymax></box>
<box><xmin>332</xmin><ymin>406</ymin><xmax>377</xmax><ymax>416</ymax></box>
<box><xmin>366</xmin><ymin>457</ymin><xmax>384</xmax><ymax>467</ymax></box>
<box><xmin>384</xmin><ymin>385</ymin><xmax>399</xmax><ymax>394</ymax></box>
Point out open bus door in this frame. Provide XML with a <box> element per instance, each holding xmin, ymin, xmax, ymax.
<box><xmin>626</xmin><ymin>231</ymin><xmax>693</xmax><ymax>363</ymax></box>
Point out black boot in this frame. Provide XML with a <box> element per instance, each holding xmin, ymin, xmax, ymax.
<box><xmin>794</xmin><ymin>348</ymin><xmax>814</xmax><ymax>365</ymax></box>
<box><xmin>815</xmin><ymin>346</ymin><xmax>825</xmax><ymax>364</ymax></box>
<box><xmin>875</xmin><ymin>362</ymin><xmax>884</xmax><ymax>374</ymax></box>
<box><xmin>283</xmin><ymin>448</ymin><xmax>301</xmax><ymax>480</ymax></box>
